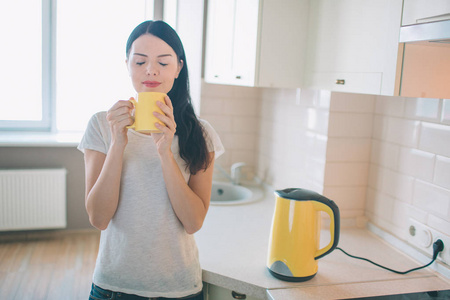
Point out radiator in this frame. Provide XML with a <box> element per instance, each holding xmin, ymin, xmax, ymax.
<box><xmin>0</xmin><ymin>169</ymin><xmax>67</xmax><ymax>231</ymax></box>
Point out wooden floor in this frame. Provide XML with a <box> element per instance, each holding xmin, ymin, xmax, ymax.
<box><xmin>0</xmin><ymin>230</ymin><xmax>100</xmax><ymax>300</ymax></box>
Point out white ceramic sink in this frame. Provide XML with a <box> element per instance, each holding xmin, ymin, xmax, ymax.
<box><xmin>210</xmin><ymin>181</ymin><xmax>263</xmax><ymax>205</ymax></box>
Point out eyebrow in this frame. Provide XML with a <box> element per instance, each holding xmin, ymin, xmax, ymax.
<box><xmin>133</xmin><ymin>53</ymin><xmax>173</xmax><ymax>58</ymax></box>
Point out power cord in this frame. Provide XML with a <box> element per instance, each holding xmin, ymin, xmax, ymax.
<box><xmin>336</xmin><ymin>239</ymin><xmax>444</xmax><ymax>275</ymax></box>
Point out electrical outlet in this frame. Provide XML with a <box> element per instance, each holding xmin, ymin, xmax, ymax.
<box><xmin>407</xmin><ymin>219</ymin><xmax>450</xmax><ymax>266</ymax></box>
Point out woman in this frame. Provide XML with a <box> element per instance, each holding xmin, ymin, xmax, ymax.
<box><xmin>78</xmin><ymin>20</ymin><xmax>224</xmax><ymax>300</ymax></box>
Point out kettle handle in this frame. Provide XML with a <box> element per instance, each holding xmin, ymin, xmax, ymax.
<box><xmin>312</xmin><ymin>198</ymin><xmax>340</xmax><ymax>259</ymax></box>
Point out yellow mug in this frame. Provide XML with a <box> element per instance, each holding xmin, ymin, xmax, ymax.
<box><xmin>127</xmin><ymin>92</ymin><xmax>166</xmax><ymax>133</ymax></box>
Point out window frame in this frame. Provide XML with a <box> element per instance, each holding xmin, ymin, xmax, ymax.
<box><xmin>0</xmin><ymin>0</ymin><xmax>55</xmax><ymax>132</ymax></box>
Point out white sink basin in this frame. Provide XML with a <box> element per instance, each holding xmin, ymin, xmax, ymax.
<box><xmin>210</xmin><ymin>181</ymin><xmax>263</xmax><ymax>205</ymax></box>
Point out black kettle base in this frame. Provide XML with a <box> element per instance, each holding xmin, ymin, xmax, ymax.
<box><xmin>268</xmin><ymin>268</ymin><xmax>317</xmax><ymax>282</ymax></box>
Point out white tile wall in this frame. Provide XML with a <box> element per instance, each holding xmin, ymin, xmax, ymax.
<box><xmin>369</xmin><ymin>96</ymin><xmax>450</xmax><ymax>240</ymax></box>
<box><xmin>442</xmin><ymin>99</ymin><xmax>450</xmax><ymax>124</ymax></box>
<box><xmin>200</xmin><ymin>81</ymin><xmax>261</xmax><ymax>173</ymax></box>
<box><xmin>327</xmin><ymin>113</ymin><xmax>374</xmax><ymax>138</ymax></box>
<box><xmin>324</xmin><ymin>162</ymin><xmax>370</xmax><ymax>186</ymax></box>
<box><xmin>326</xmin><ymin>138</ymin><xmax>372</xmax><ymax>162</ymax></box>
<box><xmin>375</xmin><ymin>95</ymin><xmax>404</xmax><ymax>117</ymax></box>
<box><xmin>385</xmin><ymin>117</ymin><xmax>420</xmax><ymax>147</ymax></box>
<box><xmin>419</xmin><ymin>122</ymin><xmax>450</xmax><ymax>157</ymax></box>
<box><xmin>370</xmin><ymin>140</ymin><xmax>400</xmax><ymax>169</ymax></box>
<box><xmin>413</xmin><ymin>180</ymin><xmax>450</xmax><ymax>218</ymax></box>
<box><xmin>255</xmin><ymin>88</ymin><xmax>330</xmax><ymax>192</ymax></box>
<box><xmin>379</xmin><ymin>168</ymin><xmax>414</xmax><ymax>203</ymax></box>
<box><xmin>404</xmin><ymin>98</ymin><xmax>440</xmax><ymax>121</ymax></box>
<box><xmin>200</xmin><ymin>81</ymin><xmax>450</xmax><ymax>240</ymax></box>
<box><xmin>323</xmin><ymin>93</ymin><xmax>375</xmax><ymax>225</ymax></box>
<box><xmin>434</xmin><ymin>156</ymin><xmax>450</xmax><ymax>190</ymax></box>
<box><xmin>398</xmin><ymin>148</ymin><xmax>435</xmax><ymax>182</ymax></box>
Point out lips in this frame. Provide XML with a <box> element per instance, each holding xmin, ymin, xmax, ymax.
<box><xmin>142</xmin><ymin>81</ymin><xmax>161</xmax><ymax>88</ymax></box>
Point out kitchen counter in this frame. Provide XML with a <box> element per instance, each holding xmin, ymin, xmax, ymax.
<box><xmin>194</xmin><ymin>184</ymin><xmax>450</xmax><ymax>299</ymax></box>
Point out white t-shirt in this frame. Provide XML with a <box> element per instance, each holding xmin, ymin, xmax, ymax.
<box><xmin>78</xmin><ymin>111</ymin><xmax>224</xmax><ymax>298</ymax></box>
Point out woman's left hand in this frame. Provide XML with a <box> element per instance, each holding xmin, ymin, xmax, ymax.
<box><xmin>152</xmin><ymin>95</ymin><xmax>177</xmax><ymax>156</ymax></box>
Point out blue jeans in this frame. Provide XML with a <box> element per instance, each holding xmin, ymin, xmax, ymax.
<box><xmin>89</xmin><ymin>283</ymin><xmax>203</xmax><ymax>300</ymax></box>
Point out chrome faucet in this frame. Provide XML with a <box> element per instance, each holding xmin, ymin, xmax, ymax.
<box><xmin>231</xmin><ymin>162</ymin><xmax>246</xmax><ymax>185</ymax></box>
<box><xmin>215</xmin><ymin>162</ymin><xmax>247</xmax><ymax>185</ymax></box>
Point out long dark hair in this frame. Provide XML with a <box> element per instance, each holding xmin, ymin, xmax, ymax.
<box><xmin>126</xmin><ymin>20</ymin><xmax>210</xmax><ymax>174</ymax></box>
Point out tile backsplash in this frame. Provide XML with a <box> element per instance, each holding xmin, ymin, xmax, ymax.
<box><xmin>200</xmin><ymin>81</ymin><xmax>450</xmax><ymax>241</ymax></box>
<box><xmin>368</xmin><ymin>96</ymin><xmax>450</xmax><ymax>240</ymax></box>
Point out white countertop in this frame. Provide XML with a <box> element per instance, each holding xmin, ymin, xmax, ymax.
<box><xmin>194</xmin><ymin>184</ymin><xmax>450</xmax><ymax>299</ymax></box>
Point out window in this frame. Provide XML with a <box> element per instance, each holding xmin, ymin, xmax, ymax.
<box><xmin>0</xmin><ymin>0</ymin><xmax>48</xmax><ymax>130</ymax></box>
<box><xmin>0</xmin><ymin>0</ymin><xmax>155</xmax><ymax>132</ymax></box>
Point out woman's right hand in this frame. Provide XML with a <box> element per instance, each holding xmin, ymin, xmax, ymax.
<box><xmin>106</xmin><ymin>99</ymin><xmax>134</xmax><ymax>147</ymax></box>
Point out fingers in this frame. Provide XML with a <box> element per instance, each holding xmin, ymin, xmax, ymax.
<box><xmin>163</xmin><ymin>95</ymin><xmax>174</xmax><ymax>110</ymax></box>
<box><xmin>154</xmin><ymin>96</ymin><xmax>176</xmax><ymax>132</ymax></box>
<box><xmin>107</xmin><ymin>100</ymin><xmax>134</xmax><ymax>128</ymax></box>
<box><xmin>109</xmin><ymin>100</ymin><xmax>134</xmax><ymax>111</ymax></box>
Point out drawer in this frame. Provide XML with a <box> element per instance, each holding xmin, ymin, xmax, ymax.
<box><xmin>402</xmin><ymin>0</ymin><xmax>450</xmax><ymax>26</ymax></box>
<box><xmin>308</xmin><ymin>72</ymin><xmax>382</xmax><ymax>95</ymax></box>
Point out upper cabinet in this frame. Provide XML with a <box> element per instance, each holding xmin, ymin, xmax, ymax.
<box><xmin>397</xmin><ymin>0</ymin><xmax>450</xmax><ymax>99</ymax></box>
<box><xmin>204</xmin><ymin>0</ymin><xmax>449</xmax><ymax>99</ymax></box>
<box><xmin>402</xmin><ymin>0</ymin><xmax>450</xmax><ymax>26</ymax></box>
<box><xmin>204</xmin><ymin>0</ymin><xmax>309</xmax><ymax>88</ymax></box>
<box><xmin>304</xmin><ymin>0</ymin><xmax>403</xmax><ymax>96</ymax></box>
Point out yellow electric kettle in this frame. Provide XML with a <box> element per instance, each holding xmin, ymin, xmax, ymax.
<box><xmin>267</xmin><ymin>188</ymin><xmax>340</xmax><ymax>282</ymax></box>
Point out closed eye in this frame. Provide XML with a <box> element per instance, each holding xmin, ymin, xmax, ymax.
<box><xmin>136</xmin><ymin>62</ymin><xmax>145</xmax><ymax>66</ymax></box>
<box><xmin>159</xmin><ymin>63</ymin><xmax>168</xmax><ymax>66</ymax></box>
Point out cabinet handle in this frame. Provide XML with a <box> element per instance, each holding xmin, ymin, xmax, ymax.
<box><xmin>231</xmin><ymin>291</ymin><xmax>246</xmax><ymax>299</ymax></box>
<box><xmin>336</xmin><ymin>79</ymin><xmax>345</xmax><ymax>85</ymax></box>
<box><xmin>236</xmin><ymin>76</ymin><xmax>241</xmax><ymax>79</ymax></box>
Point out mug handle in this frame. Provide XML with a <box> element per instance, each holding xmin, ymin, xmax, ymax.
<box><xmin>312</xmin><ymin>198</ymin><xmax>340</xmax><ymax>259</ymax></box>
<box><xmin>126</xmin><ymin>98</ymin><xmax>137</xmax><ymax>129</ymax></box>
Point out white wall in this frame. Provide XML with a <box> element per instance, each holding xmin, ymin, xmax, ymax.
<box><xmin>367</xmin><ymin>97</ymin><xmax>450</xmax><ymax>240</ymax></box>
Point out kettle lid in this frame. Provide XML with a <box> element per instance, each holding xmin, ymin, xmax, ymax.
<box><xmin>275</xmin><ymin>188</ymin><xmax>327</xmax><ymax>202</ymax></box>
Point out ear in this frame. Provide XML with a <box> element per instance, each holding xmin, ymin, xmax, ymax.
<box><xmin>175</xmin><ymin>59</ymin><xmax>184</xmax><ymax>79</ymax></box>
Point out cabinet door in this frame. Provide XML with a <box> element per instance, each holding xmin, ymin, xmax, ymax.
<box><xmin>204</xmin><ymin>0</ymin><xmax>235</xmax><ymax>84</ymax></box>
<box><xmin>204</xmin><ymin>0</ymin><xmax>308</xmax><ymax>88</ymax></box>
<box><xmin>230</xmin><ymin>0</ymin><xmax>259</xmax><ymax>86</ymax></box>
<box><xmin>402</xmin><ymin>0</ymin><xmax>450</xmax><ymax>26</ymax></box>
<box><xmin>204</xmin><ymin>0</ymin><xmax>259</xmax><ymax>86</ymax></box>
<box><xmin>257</xmin><ymin>0</ymin><xmax>310</xmax><ymax>88</ymax></box>
<box><xmin>305</xmin><ymin>0</ymin><xmax>402</xmax><ymax>95</ymax></box>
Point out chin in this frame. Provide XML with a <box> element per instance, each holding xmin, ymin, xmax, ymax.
<box><xmin>144</xmin><ymin>87</ymin><xmax>169</xmax><ymax>94</ymax></box>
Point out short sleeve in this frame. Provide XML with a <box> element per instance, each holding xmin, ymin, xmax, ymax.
<box><xmin>78</xmin><ymin>112</ymin><xmax>110</xmax><ymax>154</ymax></box>
<box><xmin>200</xmin><ymin>119</ymin><xmax>224</xmax><ymax>160</ymax></box>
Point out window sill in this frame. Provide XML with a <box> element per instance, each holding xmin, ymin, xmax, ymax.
<box><xmin>0</xmin><ymin>132</ymin><xmax>83</xmax><ymax>147</ymax></box>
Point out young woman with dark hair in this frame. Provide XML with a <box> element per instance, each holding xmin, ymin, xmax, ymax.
<box><xmin>78</xmin><ymin>20</ymin><xmax>224</xmax><ymax>300</ymax></box>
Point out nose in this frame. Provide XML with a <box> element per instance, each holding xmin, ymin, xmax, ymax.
<box><xmin>146</xmin><ymin>63</ymin><xmax>159</xmax><ymax>76</ymax></box>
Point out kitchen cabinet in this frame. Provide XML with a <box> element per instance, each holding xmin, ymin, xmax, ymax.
<box><xmin>204</xmin><ymin>0</ymin><xmax>309</xmax><ymax>88</ymax></box>
<box><xmin>402</xmin><ymin>0</ymin><xmax>450</xmax><ymax>26</ymax></box>
<box><xmin>204</xmin><ymin>283</ymin><xmax>261</xmax><ymax>300</ymax></box>
<box><xmin>304</xmin><ymin>0</ymin><xmax>403</xmax><ymax>96</ymax></box>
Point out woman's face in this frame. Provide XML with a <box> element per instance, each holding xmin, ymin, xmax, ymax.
<box><xmin>127</xmin><ymin>34</ymin><xmax>183</xmax><ymax>94</ymax></box>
